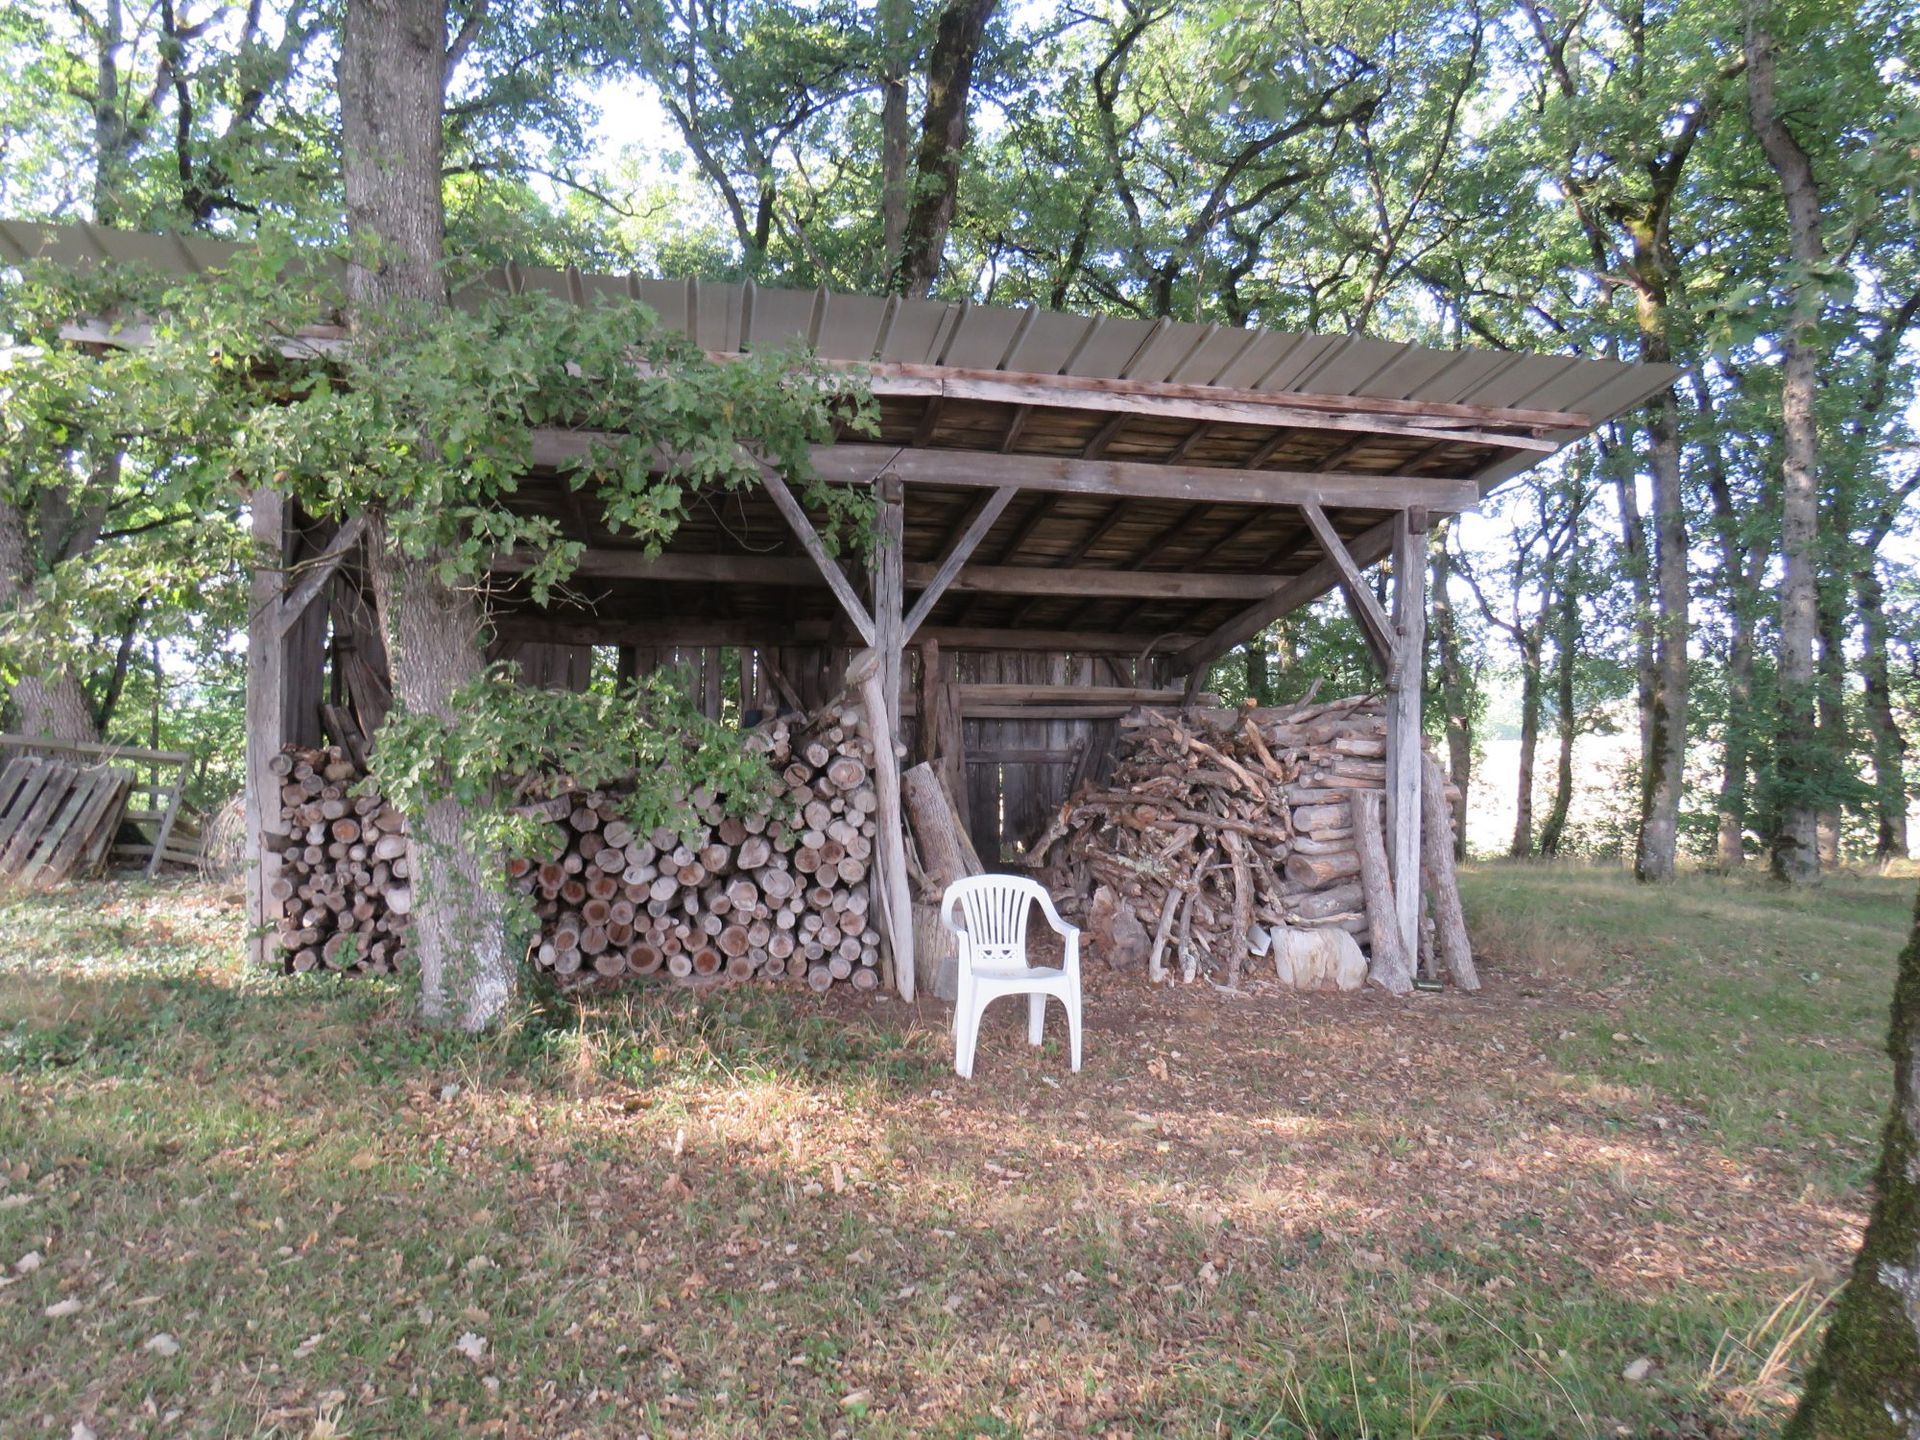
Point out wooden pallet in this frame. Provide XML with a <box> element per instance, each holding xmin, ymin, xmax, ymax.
<box><xmin>0</xmin><ymin>756</ymin><xmax>135</xmax><ymax>890</ymax></box>
<box><xmin>0</xmin><ymin>735</ymin><xmax>200</xmax><ymax>877</ymax></box>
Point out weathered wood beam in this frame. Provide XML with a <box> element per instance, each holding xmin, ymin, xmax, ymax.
<box><xmin>490</xmin><ymin>612</ymin><xmax>1198</xmax><ymax>655</ymax></box>
<box><xmin>999</xmin><ymin>404</ymin><xmax>1033</xmax><ymax>452</ymax></box>
<box><xmin>525</xmin><ymin>432</ymin><xmax>1487</xmax><ymax>510</ymax></box>
<box><xmin>1165</xmin><ymin>421</ymin><xmax>1215</xmax><ymax>464</ymax></box>
<box><xmin>492</xmin><ymin>547</ymin><xmax>1283</xmax><ymax>599</ymax></box>
<box><xmin>854</xmin><ymin>362</ymin><xmax>1585</xmax><ymax>440</ymax></box>
<box><xmin>912</xmin><ymin>397</ymin><xmax>946</xmax><ymax>447</ymax></box>
<box><xmin>1300</xmin><ymin>501</ymin><xmax>1397</xmax><ymax>664</ymax></box>
<box><xmin>806</xmin><ymin>444</ymin><xmax>1484</xmax><ymax>511</ymax></box>
<box><xmin>902</xmin><ymin>485</ymin><xmax>1018</xmax><ymax>638</ymax></box>
<box><xmin>1173</xmin><ymin>516</ymin><xmax>1397</xmax><ymax>673</ymax></box>
<box><xmin>273</xmin><ymin>513</ymin><xmax>370</xmax><ymax>640</ymax></box>
<box><xmin>1386</xmin><ymin>508</ymin><xmax>1428</xmax><ymax>961</ymax></box>
<box><xmin>754</xmin><ymin>460</ymin><xmax>875</xmax><ymax>646</ymax></box>
<box><xmin>1082</xmin><ymin>414</ymin><xmax>1129</xmax><ymax>459</ymax></box>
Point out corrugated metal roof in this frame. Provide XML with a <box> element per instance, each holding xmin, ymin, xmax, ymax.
<box><xmin>0</xmin><ymin>219</ymin><xmax>1679</xmax><ymax>433</ymax></box>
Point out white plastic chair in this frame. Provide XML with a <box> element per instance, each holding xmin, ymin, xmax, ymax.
<box><xmin>940</xmin><ymin>874</ymin><xmax>1082</xmax><ymax>1079</ymax></box>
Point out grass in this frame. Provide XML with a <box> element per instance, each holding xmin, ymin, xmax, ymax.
<box><xmin>0</xmin><ymin>864</ymin><xmax>1903</xmax><ymax>1438</ymax></box>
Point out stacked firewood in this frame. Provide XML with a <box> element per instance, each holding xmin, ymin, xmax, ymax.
<box><xmin>263</xmin><ymin>745</ymin><xmax>413</xmax><ymax>975</ymax></box>
<box><xmin>514</xmin><ymin>702</ymin><xmax>884</xmax><ymax>991</ymax></box>
<box><xmin>268</xmin><ymin>704</ymin><xmax>889</xmax><ymax>993</ymax></box>
<box><xmin>1033</xmin><ymin>692</ymin><xmax>1469</xmax><ymax>987</ymax></box>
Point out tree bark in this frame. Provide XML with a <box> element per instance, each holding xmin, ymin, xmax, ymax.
<box><xmin>1720</xmin><ymin>611</ymin><xmax>1758</xmax><ymax>866</ymax></box>
<box><xmin>877</xmin><ymin>0</ymin><xmax>913</xmax><ymax>268</ymax></box>
<box><xmin>1636</xmin><ymin>388</ymin><xmax>1688</xmax><ymax>882</ymax></box>
<box><xmin>0</xmin><ymin>496</ymin><xmax>102</xmax><ymax>744</ymax></box>
<box><xmin>1430</xmin><ymin>529</ymin><xmax>1473</xmax><ymax>858</ymax></box>
<box><xmin>1816</xmin><ymin>584</ymin><xmax>1849</xmax><ymax>868</ymax></box>
<box><xmin>1510</xmin><ymin>632</ymin><xmax>1543</xmax><ymax>859</ymax></box>
<box><xmin>1244</xmin><ymin>636</ymin><xmax>1269</xmax><ymax>707</ymax></box>
<box><xmin>341</xmin><ymin>0</ymin><xmax>512</xmax><ymax>1031</ymax></box>
<box><xmin>1615</xmin><ymin>457</ymin><xmax>1658</xmax><ymax>815</ymax></box>
<box><xmin>1783</xmin><ymin>886</ymin><xmax>1920</xmax><ymax>1436</ymax></box>
<box><xmin>1746</xmin><ymin>0</ymin><xmax>1824</xmax><ymax>885</ymax></box>
<box><xmin>893</xmin><ymin>0</ymin><xmax>998</xmax><ymax>298</ymax></box>
<box><xmin>1857</xmin><ymin>561</ymin><xmax>1910</xmax><ymax>861</ymax></box>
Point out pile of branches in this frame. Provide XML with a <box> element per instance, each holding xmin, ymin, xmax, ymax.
<box><xmin>1033</xmin><ymin>691</ymin><xmax>1476</xmax><ymax>990</ymax></box>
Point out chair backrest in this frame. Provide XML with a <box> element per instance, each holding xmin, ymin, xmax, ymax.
<box><xmin>942</xmin><ymin>873</ymin><xmax>1046</xmax><ymax>971</ymax></box>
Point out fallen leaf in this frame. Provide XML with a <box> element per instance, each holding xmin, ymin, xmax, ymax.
<box><xmin>44</xmin><ymin>1298</ymin><xmax>84</xmax><ymax>1318</ymax></box>
<box><xmin>455</xmin><ymin>1331</ymin><xmax>488</xmax><ymax>1363</ymax></box>
<box><xmin>1623</xmin><ymin>1357</ymin><xmax>1653</xmax><ymax>1383</ymax></box>
<box><xmin>15</xmin><ymin>1250</ymin><xmax>43</xmax><ymax>1274</ymax></box>
<box><xmin>144</xmin><ymin>1333</ymin><xmax>181</xmax><ymax>1357</ymax></box>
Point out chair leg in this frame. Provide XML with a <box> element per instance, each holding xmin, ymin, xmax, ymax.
<box><xmin>1028</xmin><ymin>992</ymin><xmax>1046</xmax><ymax>1046</ymax></box>
<box><xmin>1067</xmin><ymin>986</ymin><xmax>1082</xmax><ymax>1073</ymax></box>
<box><xmin>954</xmin><ymin>980</ymin><xmax>977</xmax><ymax>1079</ymax></box>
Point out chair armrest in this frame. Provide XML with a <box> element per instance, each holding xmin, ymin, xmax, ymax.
<box><xmin>1034</xmin><ymin>887</ymin><xmax>1075</xmax><ymax>938</ymax></box>
<box><xmin>1062</xmin><ymin>925</ymin><xmax>1080</xmax><ymax>976</ymax></box>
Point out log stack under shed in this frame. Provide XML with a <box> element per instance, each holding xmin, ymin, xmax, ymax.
<box><xmin>265</xmin><ymin>700</ymin><xmax>888</xmax><ymax>993</ymax></box>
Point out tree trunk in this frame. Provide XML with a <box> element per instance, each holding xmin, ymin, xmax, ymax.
<box><xmin>1746</xmin><ymin>0</ymin><xmax>1824</xmax><ymax>886</ymax></box>
<box><xmin>1636</xmin><ymin>388</ymin><xmax>1688</xmax><ymax>882</ymax></box>
<box><xmin>1720</xmin><ymin>610</ymin><xmax>1758</xmax><ymax>867</ymax></box>
<box><xmin>341</xmin><ymin>0</ymin><xmax>512</xmax><ymax>1031</ymax></box>
<box><xmin>0</xmin><ymin>496</ymin><xmax>101</xmax><ymax>744</ymax></box>
<box><xmin>1816</xmin><ymin>584</ymin><xmax>1849</xmax><ymax>868</ymax></box>
<box><xmin>1783</xmin><ymin>886</ymin><xmax>1920</xmax><ymax>1436</ymax></box>
<box><xmin>877</xmin><ymin>0</ymin><xmax>913</xmax><ymax>268</ymax></box>
<box><xmin>1510</xmin><ymin>633</ymin><xmax>1542</xmax><ymax>859</ymax></box>
<box><xmin>1615</xmin><ymin>458</ymin><xmax>1657</xmax><ymax>804</ymax></box>
<box><xmin>1858</xmin><ymin>561</ymin><xmax>1910</xmax><ymax>861</ymax></box>
<box><xmin>1539</xmin><ymin>590</ymin><xmax>1578</xmax><ymax>858</ymax></box>
<box><xmin>1244</xmin><ymin>637</ymin><xmax>1269</xmax><ymax>707</ymax></box>
<box><xmin>1431</xmin><ymin>529</ymin><xmax>1473</xmax><ymax>859</ymax></box>
<box><xmin>893</xmin><ymin>0</ymin><xmax>999</xmax><ymax>298</ymax></box>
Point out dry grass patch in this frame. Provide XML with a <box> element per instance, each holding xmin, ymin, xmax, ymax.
<box><xmin>0</xmin><ymin>865</ymin><xmax>1903</xmax><ymax>1438</ymax></box>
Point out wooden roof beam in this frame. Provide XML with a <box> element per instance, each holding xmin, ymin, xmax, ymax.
<box><xmin>491</xmin><ymin>611</ymin><xmax>1198</xmax><ymax>655</ymax></box>
<box><xmin>803</xmin><ymin>443</ymin><xmax>1481</xmax><ymax>511</ymax></box>
<box><xmin>855</xmin><ymin>361</ymin><xmax>1588</xmax><ymax>438</ymax></box>
<box><xmin>489</xmin><ymin>548</ymin><xmax>1289</xmax><ymax>600</ymax></box>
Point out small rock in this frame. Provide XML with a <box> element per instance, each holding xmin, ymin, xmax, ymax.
<box><xmin>70</xmin><ymin>1424</ymin><xmax>95</xmax><ymax>1440</ymax></box>
<box><xmin>1622</xmin><ymin>1357</ymin><xmax>1653</xmax><ymax>1382</ymax></box>
<box><xmin>15</xmin><ymin>1250</ymin><xmax>43</xmax><ymax>1274</ymax></box>
<box><xmin>144</xmin><ymin>1333</ymin><xmax>181</xmax><ymax>1357</ymax></box>
<box><xmin>439</xmin><ymin>1083</ymin><xmax>461</xmax><ymax>1102</ymax></box>
<box><xmin>44</xmin><ymin>1297</ymin><xmax>84</xmax><ymax>1318</ymax></box>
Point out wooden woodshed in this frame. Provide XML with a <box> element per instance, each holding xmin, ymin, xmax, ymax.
<box><xmin>0</xmin><ymin>221</ymin><xmax>1680</xmax><ymax>993</ymax></box>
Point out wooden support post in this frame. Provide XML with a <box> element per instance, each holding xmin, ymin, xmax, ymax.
<box><xmin>875</xmin><ymin>476</ymin><xmax>906</xmax><ymax>732</ymax></box>
<box><xmin>1386</xmin><ymin>507</ymin><xmax>1428</xmax><ymax>963</ymax></box>
<box><xmin>244</xmin><ymin>491</ymin><xmax>290</xmax><ymax>968</ymax></box>
<box><xmin>850</xmin><ymin>648</ymin><xmax>914</xmax><ymax>1001</ymax></box>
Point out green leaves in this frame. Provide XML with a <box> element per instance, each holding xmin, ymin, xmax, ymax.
<box><xmin>223</xmin><ymin>285</ymin><xmax>873</xmax><ymax>594</ymax></box>
<box><xmin>366</xmin><ymin>666</ymin><xmax>785</xmax><ymax>865</ymax></box>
